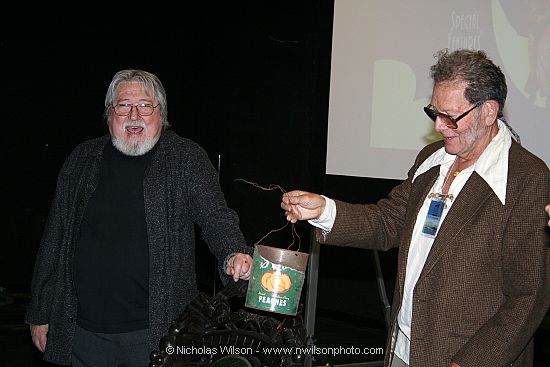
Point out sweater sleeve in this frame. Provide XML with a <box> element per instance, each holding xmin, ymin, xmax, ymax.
<box><xmin>185</xmin><ymin>142</ymin><xmax>250</xmax><ymax>271</ymax></box>
<box><xmin>25</xmin><ymin>160</ymin><xmax>72</xmax><ymax>325</ymax></box>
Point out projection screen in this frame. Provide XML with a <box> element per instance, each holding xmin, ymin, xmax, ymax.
<box><xmin>326</xmin><ymin>0</ymin><xmax>550</xmax><ymax>179</ymax></box>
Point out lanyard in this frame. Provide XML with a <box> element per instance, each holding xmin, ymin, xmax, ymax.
<box><xmin>421</xmin><ymin>158</ymin><xmax>458</xmax><ymax>237</ymax></box>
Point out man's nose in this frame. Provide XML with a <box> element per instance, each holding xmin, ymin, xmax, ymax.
<box><xmin>129</xmin><ymin>105</ymin><xmax>140</xmax><ymax>120</ymax></box>
<box><xmin>434</xmin><ymin>117</ymin><xmax>448</xmax><ymax>132</ymax></box>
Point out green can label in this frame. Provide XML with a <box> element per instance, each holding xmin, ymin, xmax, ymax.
<box><xmin>245</xmin><ymin>253</ymin><xmax>305</xmax><ymax>315</ymax></box>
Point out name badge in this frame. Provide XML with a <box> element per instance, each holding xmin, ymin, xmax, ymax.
<box><xmin>422</xmin><ymin>197</ymin><xmax>446</xmax><ymax>237</ymax></box>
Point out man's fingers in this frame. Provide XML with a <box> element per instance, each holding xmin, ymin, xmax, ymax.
<box><xmin>31</xmin><ymin>336</ymin><xmax>41</xmax><ymax>351</ymax></box>
<box><xmin>38</xmin><ymin>335</ymin><xmax>47</xmax><ymax>352</ymax></box>
<box><xmin>237</xmin><ymin>255</ymin><xmax>252</xmax><ymax>280</ymax></box>
<box><xmin>282</xmin><ymin>190</ymin><xmax>306</xmax><ymax>204</ymax></box>
<box><xmin>30</xmin><ymin>325</ymin><xmax>48</xmax><ymax>352</ymax></box>
<box><xmin>284</xmin><ymin>195</ymin><xmax>304</xmax><ymax>206</ymax></box>
<box><xmin>226</xmin><ymin>254</ymin><xmax>253</xmax><ymax>281</ymax></box>
<box><xmin>232</xmin><ymin>261</ymin><xmax>242</xmax><ymax>281</ymax></box>
<box><xmin>286</xmin><ymin>212</ymin><xmax>299</xmax><ymax>223</ymax></box>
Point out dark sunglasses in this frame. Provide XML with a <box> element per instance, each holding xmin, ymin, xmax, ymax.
<box><xmin>423</xmin><ymin>101</ymin><xmax>483</xmax><ymax>129</ymax></box>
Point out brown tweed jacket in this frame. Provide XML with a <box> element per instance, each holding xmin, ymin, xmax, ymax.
<box><xmin>318</xmin><ymin>140</ymin><xmax>550</xmax><ymax>367</ymax></box>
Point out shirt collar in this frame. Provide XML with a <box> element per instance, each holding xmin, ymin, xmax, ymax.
<box><xmin>412</xmin><ymin>119</ymin><xmax>511</xmax><ymax>204</ymax></box>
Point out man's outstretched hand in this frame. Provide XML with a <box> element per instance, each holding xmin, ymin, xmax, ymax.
<box><xmin>281</xmin><ymin>190</ymin><xmax>326</xmax><ymax>223</ymax></box>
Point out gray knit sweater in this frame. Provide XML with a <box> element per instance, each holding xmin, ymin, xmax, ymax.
<box><xmin>25</xmin><ymin>130</ymin><xmax>250</xmax><ymax>365</ymax></box>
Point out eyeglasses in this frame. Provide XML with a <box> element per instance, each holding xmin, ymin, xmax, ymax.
<box><xmin>423</xmin><ymin>101</ymin><xmax>483</xmax><ymax>129</ymax></box>
<box><xmin>112</xmin><ymin>103</ymin><xmax>160</xmax><ymax>116</ymax></box>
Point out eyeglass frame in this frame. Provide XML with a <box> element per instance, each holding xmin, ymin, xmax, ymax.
<box><xmin>423</xmin><ymin>101</ymin><xmax>484</xmax><ymax>129</ymax></box>
<box><xmin>111</xmin><ymin>103</ymin><xmax>160</xmax><ymax>116</ymax></box>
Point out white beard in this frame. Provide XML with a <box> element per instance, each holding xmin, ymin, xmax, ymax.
<box><xmin>111</xmin><ymin>120</ymin><xmax>160</xmax><ymax>156</ymax></box>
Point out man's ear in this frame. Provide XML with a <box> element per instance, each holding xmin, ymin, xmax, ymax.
<box><xmin>482</xmin><ymin>100</ymin><xmax>500</xmax><ymax>125</ymax></box>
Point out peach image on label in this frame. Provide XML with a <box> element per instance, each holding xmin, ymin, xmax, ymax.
<box><xmin>260</xmin><ymin>270</ymin><xmax>292</xmax><ymax>294</ymax></box>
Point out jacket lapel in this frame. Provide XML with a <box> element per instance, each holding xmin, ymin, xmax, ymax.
<box><xmin>417</xmin><ymin>173</ymin><xmax>493</xmax><ymax>282</ymax></box>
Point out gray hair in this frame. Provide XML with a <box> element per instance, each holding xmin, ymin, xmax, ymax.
<box><xmin>104</xmin><ymin>69</ymin><xmax>170</xmax><ymax>128</ymax></box>
<box><xmin>430</xmin><ymin>49</ymin><xmax>507</xmax><ymax>118</ymax></box>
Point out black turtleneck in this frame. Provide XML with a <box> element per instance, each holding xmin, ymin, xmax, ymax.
<box><xmin>74</xmin><ymin>140</ymin><xmax>153</xmax><ymax>333</ymax></box>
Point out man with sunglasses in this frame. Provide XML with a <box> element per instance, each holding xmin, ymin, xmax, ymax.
<box><xmin>25</xmin><ymin>69</ymin><xmax>253</xmax><ymax>366</ymax></box>
<box><xmin>281</xmin><ymin>49</ymin><xmax>550</xmax><ymax>367</ymax></box>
